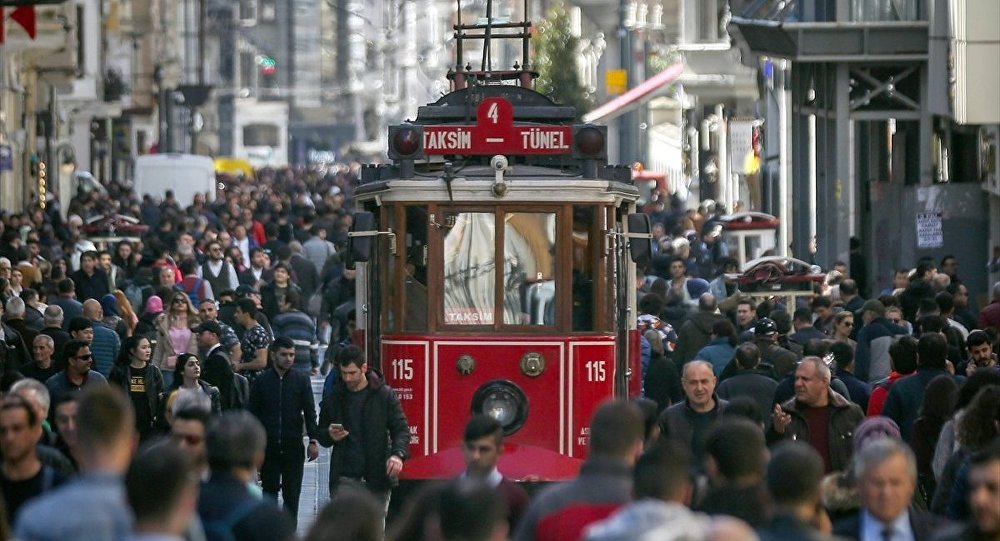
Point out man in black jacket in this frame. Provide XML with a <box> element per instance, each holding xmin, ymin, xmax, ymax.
<box><xmin>317</xmin><ymin>344</ymin><xmax>409</xmax><ymax>519</ymax></box>
<box><xmin>246</xmin><ymin>337</ymin><xmax>319</xmax><ymax>526</ymax></box>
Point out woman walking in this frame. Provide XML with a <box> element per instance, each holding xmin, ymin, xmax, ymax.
<box><xmin>108</xmin><ymin>335</ymin><xmax>164</xmax><ymax>441</ymax></box>
<box><xmin>151</xmin><ymin>291</ymin><xmax>200</xmax><ymax>388</ymax></box>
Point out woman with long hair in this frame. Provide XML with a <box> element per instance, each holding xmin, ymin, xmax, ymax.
<box><xmin>151</xmin><ymin>291</ymin><xmax>200</xmax><ymax>388</ymax></box>
<box><xmin>165</xmin><ymin>353</ymin><xmax>221</xmax><ymax>414</ymax></box>
<box><xmin>108</xmin><ymin>335</ymin><xmax>164</xmax><ymax>441</ymax></box>
<box><xmin>911</xmin><ymin>374</ymin><xmax>958</xmax><ymax>503</ymax></box>
<box><xmin>112</xmin><ymin>289</ymin><xmax>138</xmax><ymax>337</ymax></box>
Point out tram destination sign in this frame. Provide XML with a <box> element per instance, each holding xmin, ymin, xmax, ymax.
<box><xmin>421</xmin><ymin>97</ymin><xmax>573</xmax><ymax>156</ymax></box>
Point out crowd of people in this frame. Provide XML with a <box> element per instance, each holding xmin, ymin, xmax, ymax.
<box><xmin>0</xmin><ymin>163</ymin><xmax>999</xmax><ymax>541</ymax></box>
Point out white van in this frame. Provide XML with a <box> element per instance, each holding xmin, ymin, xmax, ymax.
<box><xmin>133</xmin><ymin>154</ymin><xmax>217</xmax><ymax>206</ymax></box>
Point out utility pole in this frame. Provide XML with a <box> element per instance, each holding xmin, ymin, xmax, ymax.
<box><xmin>617</xmin><ymin>0</ymin><xmax>632</xmax><ymax>164</ymax></box>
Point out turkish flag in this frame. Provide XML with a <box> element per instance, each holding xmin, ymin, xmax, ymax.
<box><xmin>11</xmin><ymin>6</ymin><xmax>36</xmax><ymax>40</ymax></box>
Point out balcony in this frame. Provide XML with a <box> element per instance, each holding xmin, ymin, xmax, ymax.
<box><xmin>728</xmin><ymin>0</ymin><xmax>929</xmax><ymax>62</ymax></box>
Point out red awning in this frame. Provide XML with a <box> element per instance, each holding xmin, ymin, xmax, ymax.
<box><xmin>582</xmin><ymin>63</ymin><xmax>685</xmax><ymax>123</ymax></box>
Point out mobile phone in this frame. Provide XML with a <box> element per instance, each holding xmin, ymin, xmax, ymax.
<box><xmin>330</xmin><ymin>423</ymin><xmax>344</xmax><ymax>431</ymax></box>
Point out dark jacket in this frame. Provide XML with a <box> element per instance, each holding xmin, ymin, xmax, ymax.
<box><xmin>658</xmin><ymin>396</ymin><xmax>729</xmax><ymax>463</ymax></box>
<box><xmin>716</xmin><ymin>370</ymin><xmax>778</xmax><ymax>421</ymax></box>
<box><xmin>756</xmin><ymin>338</ymin><xmax>799</xmax><ymax>379</ymax></box>
<box><xmin>259</xmin><ymin>282</ymin><xmax>303</xmax><ymax>321</ymax></box>
<box><xmin>108</xmin><ymin>363</ymin><xmax>164</xmax><ymax>428</ymax></box>
<box><xmin>316</xmin><ymin>370</ymin><xmax>409</xmax><ymax>492</ymax></box>
<box><xmin>832</xmin><ymin>508</ymin><xmax>945</xmax><ymax>541</ymax></box>
<box><xmin>759</xmin><ymin>513</ymin><xmax>845</xmax><ymax>541</ymax></box>
<box><xmin>202</xmin><ymin>345</ymin><xmax>242</xmax><ymax>410</ymax></box>
<box><xmin>674</xmin><ymin>311</ymin><xmax>724</xmax><ymax>367</ymax></box>
<box><xmin>248</xmin><ymin>365</ymin><xmax>318</xmax><ymax>449</ymax></box>
<box><xmin>766</xmin><ymin>390</ymin><xmax>864</xmax><ymax>473</ymax></box>
<box><xmin>881</xmin><ymin>367</ymin><xmax>956</xmax><ymax>444</ymax></box>
<box><xmin>69</xmin><ymin>268</ymin><xmax>111</xmax><ymax>302</ymax></box>
<box><xmin>643</xmin><ymin>352</ymin><xmax>682</xmax><ymax>412</ymax></box>
<box><xmin>197</xmin><ymin>473</ymin><xmax>296</xmax><ymax>541</ymax></box>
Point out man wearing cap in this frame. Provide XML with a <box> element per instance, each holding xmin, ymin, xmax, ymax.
<box><xmin>855</xmin><ymin>299</ymin><xmax>909</xmax><ymax>383</ymax></box>
<box><xmin>752</xmin><ymin>317</ymin><xmax>798</xmax><ymax>379</ymax></box>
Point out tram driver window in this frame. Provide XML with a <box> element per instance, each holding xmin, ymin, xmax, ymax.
<box><xmin>572</xmin><ymin>207</ymin><xmax>596</xmax><ymax>332</ymax></box>
<box><xmin>504</xmin><ymin>213</ymin><xmax>556</xmax><ymax>326</ymax></box>
<box><xmin>442</xmin><ymin>212</ymin><xmax>496</xmax><ymax>325</ymax></box>
<box><xmin>403</xmin><ymin>206</ymin><xmax>429</xmax><ymax>331</ymax></box>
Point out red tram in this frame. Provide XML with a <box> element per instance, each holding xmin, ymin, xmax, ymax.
<box><xmin>347</xmin><ymin>10</ymin><xmax>651</xmax><ymax>483</ymax></box>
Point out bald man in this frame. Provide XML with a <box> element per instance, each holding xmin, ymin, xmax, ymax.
<box><xmin>81</xmin><ymin>300</ymin><xmax>120</xmax><ymax>376</ymax></box>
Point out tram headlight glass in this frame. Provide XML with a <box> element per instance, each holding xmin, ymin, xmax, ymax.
<box><xmin>471</xmin><ymin>381</ymin><xmax>527</xmax><ymax>436</ymax></box>
<box><xmin>392</xmin><ymin>127</ymin><xmax>421</xmax><ymax>157</ymax></box>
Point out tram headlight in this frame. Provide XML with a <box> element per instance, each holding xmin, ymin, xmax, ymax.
<box><xmin>471</xmin><ymin>381</ymin><xmax>528</xmax><ymax>436</ymax></box>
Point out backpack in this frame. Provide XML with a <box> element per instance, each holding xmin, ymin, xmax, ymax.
<box><xmin>202</xmin><ymin>498</ymin><xmax>260</xmax><ymax>541</ymax></box>
<box><xmin>175</xmin><ymin>277</ymin><xmax>204</xmax><ymax>307</ymax></box>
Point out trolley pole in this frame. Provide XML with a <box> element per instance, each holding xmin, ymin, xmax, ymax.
<box><xmin>617</xmin><ymin>0</ymin><xmax>632</xmax><ymax>164</ymax></box>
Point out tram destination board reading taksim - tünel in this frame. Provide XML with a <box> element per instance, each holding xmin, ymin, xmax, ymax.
<box><xmin>422</xmin><ymin>97</ymin><xmax>573</xmax><ymax>155</ymax></box>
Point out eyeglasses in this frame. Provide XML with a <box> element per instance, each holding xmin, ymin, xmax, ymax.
<box><xmin>73</xmin><ymin>354</ymin><xmax>92</xmax><ymax>361</ymax></box>
<box><xmin>173</xmin><ymin>298</ymin><xmax>187</xmax><ymax>304</ymax></box>
<box><xmin>842</xmin><ymin>321</ymin><xmax>854</xmax><ymax>327</ymax></box>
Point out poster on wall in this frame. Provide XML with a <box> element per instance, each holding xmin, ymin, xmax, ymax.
<box><xmin>916</xmin><ymin>212</ymin><xmax>943</xmax><ymax>249</ymax></box>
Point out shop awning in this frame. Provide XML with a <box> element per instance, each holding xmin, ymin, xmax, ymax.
<box><xmin>582</xmin><ymin>63</ymin><xmax>685</xmax><ymax>124</ymax></box>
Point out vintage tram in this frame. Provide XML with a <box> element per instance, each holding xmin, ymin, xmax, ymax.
<box><xmin>346</xmin><ymin>10</ymin><xmax>651</xmax><ymax>483</ymax></box>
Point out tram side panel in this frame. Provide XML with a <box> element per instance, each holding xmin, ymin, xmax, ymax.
<box><xmin>381</xmin><ymin>335</ymin><xmax>616</xmax><ymax>482</ymax></box>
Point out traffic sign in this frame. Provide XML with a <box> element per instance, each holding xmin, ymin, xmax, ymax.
<box><xmin>421</xmin><ymin>98</ymin><xmax>573</xmax><ymax>156</ymax></box>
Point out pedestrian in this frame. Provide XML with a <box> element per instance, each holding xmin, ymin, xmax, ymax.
<box><xmin>658</xmin><ymin>360</ymin><xmax>729</xmax><ymax>465</ymax></box>
<box><xmin>152</xmin><ymin>291</ymin><xmax>200</xmax><ymax>389</ymax></box>
<box><xmin>107</xmin><ymin>335</ymin><xmax>164</xmax><ymax>441</ymax></box>
<box><xmin>14</xmin><ymin>386</ymin><xmax>137</xmax><ymax>541</ymax></box>
<box><xmin>856</xmin><ymin>299</ymin><xmax>910</xmax><ymax>383</ymax></box>
<box><xmin>270</xmin><ymin>290</ymin><xmax>319</xmax><ymax>375</ymax></box>
<box><xmin>697</xmin><ymin>418</ymin><xmax>769</xmax><ymax>527</ymax></box>
<box><xmin>514</xmin><ymin>400</ymin><xmax>644</xmax><ymax>541</ymax></box>
<box><xmin>830</xmin><ymin>341</ymin><xmax>871</xmax><ymax>412</ymax></box>
<box><xmin>674</xmin><ymin>293</ymin><xmax>725</xmax><ymax>367</ymax></box>
<box><xmin>694</xmin><ymin>320</ymin><xmax>738</xmax><ymax>376</ymax></box>
<box><xmin>317</xmin><ymin>344</ymin><xmax>409</xmax><ymax>522</ymax></box>
<box><xmin>931</xmin><ymin>441</ymin><xmax>1000</xmax><ymax>541</ymax></box>
<box><xmin>832</xmin><ymin>439</ymin><xmax>944</xmax><ymax>540</ymax></box>
<box><xmin>0</xmin><ymin>394</ymin><xmax>69</xmax><ymax>520</ymax></box>
<box><xmin>165</xmin><ymin>353</ymin><xmax>222</xmax><ymax>415</ymax></box>
<box><xmin>247</xmin><ymin>336</ymin><xmax>319</xmax><ymax>526</ymax></box>
<box><xmin>123</xmin><ymin>443</ymin><xmax>200</xmax><ymax>541</ymax></box>
<box><xmin>460</xmin><ymin>415</ymin><xmax>531</xmax><ymax>532</ymax></box>
<box><xmin>439</xmin><ymin>479</ymin><xmax>512</xmax><ymax>541</ymax></box>
<box><xmin>882</xmin><ymin>333</ymin><xmax>955</xmax><ymax>443</ymax></box>
<box><xmin>44</xmin><ymin>339</ymin><xmax>107</xmax><ymax>402</ymax></box>
<box><xmin>195</xmin><ymin>320</ymin><xmax>246</xmax><ymax>411</ymax></box>
<box><xmin>757</xmin><ymin>441</ymin><xmax>839</xmax><ymax>541</ymax></box>
<box><xmin>21</xmin><ymin>335</ymin><xmax>59</xmax><ymax>383</ymax></box>
<box><xmin>304</xmin><ymin>487</ymin><xmax>384</xmax><ymax>541</ymax></box>
<box><xmin>716</xmin><ymin>343</ymin><xmax>778</xmax><ymax>422</ymax></box>
<box><xmin>769</xmin><ymin>356</ymin><xmax>864</xmax><ymax>473</ymax></box>
<box><xmin>197</xmin><ymin>411</ymin><xmax>296</xmax><ymax>541</ymax></box>
<box><xmin>233</xmin><ymin>297</ymin><xmax>270</xmax><ymax>381</ymax></box>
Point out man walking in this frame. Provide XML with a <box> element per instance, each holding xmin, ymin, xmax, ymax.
<box><xmin>247</xmin><ymin>337</ymin><xmax>319</xmax><ymax>526</ymax></box>
<box><xmin>317</xmin><ymin>345</ymin><xmax>409</xmax><ymax>517</ymax></box>
<box><xmin>15</xmin><ymin>387</ymin><xmax>137</xmax><ymax>541</ymax></box>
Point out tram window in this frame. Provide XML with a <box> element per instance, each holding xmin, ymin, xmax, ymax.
<box><xmin>572</xmin><ymin>207</ymin><xmax>596</xmax><ymax>331</ymax></box>
<box><xmin>384</xmin><ymin>207</ymin><xmax>398</xmax><ymax>333</ymax></box>
<box><xmin>403</xmin><ymin>206</ymin><xmax>429</xmax><ymax>331</ymax></box>
<box><xmin>503</xmin><ymin>213</ymin><xmax>556</xmax><ymax>326</ymax></box>
<box><xmin>442</xmin><ymin>212</ymin><xmax>496</xmax><ymax>326</ymax></box>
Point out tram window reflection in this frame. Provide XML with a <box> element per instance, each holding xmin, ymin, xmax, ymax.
<box><xmin>504</xmin><ymin>213</ymin><xmax>556</xmax><ymax>325</ymax></box>
<box><xmin>404</xmin><ymin>206</ymin><xmax>429</xmax><ymax>331</ymax></box>
<box><xmin>572</xmin><ymin>207</ymin><xmax>596</xmax><ymax>331</ymax></box>
<box><xmin>443</xmin><ymin>212</ymin><xmax>496</xmax><ymax>325</ymax></box>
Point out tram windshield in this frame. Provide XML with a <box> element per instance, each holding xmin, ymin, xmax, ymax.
<box><xmin>442</xmin><ymin>211</ymin><xmax>556</xmax><ymax>326</ymax></box>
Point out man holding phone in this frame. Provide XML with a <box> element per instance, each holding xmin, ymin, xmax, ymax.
<box><xmin>317</xmin><ymin>345</ymin><xmax>409</xmax><ymax>519</ymax></box>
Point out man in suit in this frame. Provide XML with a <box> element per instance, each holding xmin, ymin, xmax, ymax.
<box><xmin>833</xmin><ymin>438</ymin><xmax>943</xmax><ymax>541</ymax></box>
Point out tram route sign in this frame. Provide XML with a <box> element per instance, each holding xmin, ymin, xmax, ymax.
<box><xmin>422</xmin><ymin>97</ymin><xmax>573</xmax><ymax>156</ymax></box>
